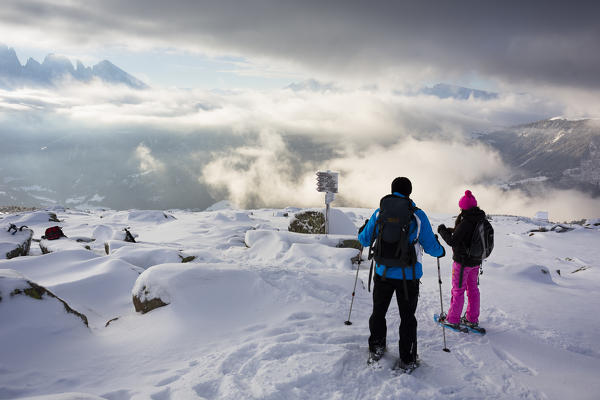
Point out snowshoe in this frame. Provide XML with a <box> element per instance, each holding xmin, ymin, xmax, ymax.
<box><xmin>460</xmin><ymin>316</ymin><xmax>486</xmax><ymax>335</ymax></box>
<box><xmin>367</xmin><ymin>346</ymin><xmax>385</xmax><ymax>367</ymax></box>
<box><xmin>392</xmin><ymin>358</ymin><xmax>420</xmax><ymax>374</ymax></box>
<box><xmin>434</xmin><ymin>313</ymin><xmax>469</xmax><ymax>333</ymax></box>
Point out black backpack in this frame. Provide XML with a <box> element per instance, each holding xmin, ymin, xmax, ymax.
<box><xmin>368</xmin><ymin>195</ymin><xmax>421</xmax><ymax>295</ymax></box>
<box><xmin>467</xmin><ymin>218</ymin><xmax>494</xmax><ymax>260</ymax></box>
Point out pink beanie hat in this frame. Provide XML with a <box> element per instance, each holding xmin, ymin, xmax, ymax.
<box><xmin>459</xmin><ymin>190</ymin><xmax>477</xmax><ymax>210</ymax></box>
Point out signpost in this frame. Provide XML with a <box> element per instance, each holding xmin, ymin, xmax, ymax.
<box><xmin>316</xmin><ymin>170</ymin><xmax>339</xmax><ymax>234</ymax></box>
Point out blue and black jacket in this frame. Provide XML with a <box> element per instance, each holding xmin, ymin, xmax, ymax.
<box><xmin>358</xmin><ymin>193</ymin><xmax>445</xmax><ymax>280</ymax></box>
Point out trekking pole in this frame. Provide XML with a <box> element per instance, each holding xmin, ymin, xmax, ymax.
<box><xmin>345</xmin><ymin>245</ymin><xmax>363</xmax><ymax>325</ymax></box>
<box><xmin>435</xmin><ymin>236</ymin><xmax>451</xmax><ymax>352</ymax></box>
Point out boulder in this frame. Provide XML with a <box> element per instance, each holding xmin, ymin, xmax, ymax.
<box><xmin>132</xmin><ymin>279</ymin><xmax>169</xmax><ymax>314</ymax></box>
<box><xmin>1</xmin><ymin>226</ymin><xmax>33</xmax><ymax>259</ymax></box>
<box><xmin>132</xmin><ymin>286</ymin><xmax>169</xmax><ymax>314</ymax></box>
<box><xmin>0</xmin><ymin>269</ymin><xmax>89</xmax><ymax>327</ymax></box>
<box><xmin>288</xmin><ymin>211</ymin><xmax>325</xmax><ymax>234</ymax></box>
<box><xmin>39</xmin><ymin>237</ymin><xmax>89</xmax><ymax>254</ymax></box>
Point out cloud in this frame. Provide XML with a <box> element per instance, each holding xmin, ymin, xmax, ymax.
<box><xmin>134</xmin><ymin>143</ymin><xmax>164</xmax><ymax>174</ymax></box>
<box><xmin>1</xmin><ymin>0</ymin><xmax>600</xmax><ymax>92</ymax></box>
<box><xmin>199</xmin><ymin>133</ymin><xmax>600</xmax><ymax>221</ymax></box>
<box><xmin>1</xmin><ymin>80</ymin><xmax>598</xmax><ymax>218</ymax></box>
<box><xmin>200</xmin><ymin>130</ymin><xmax>321</xmax><ymax>208</ymax></box>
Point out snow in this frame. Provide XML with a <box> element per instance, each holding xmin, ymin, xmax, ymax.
<box><xmin>0</xmin><ymin>207</ymin><xmax>599</xmax><ymax>400</ymax></box>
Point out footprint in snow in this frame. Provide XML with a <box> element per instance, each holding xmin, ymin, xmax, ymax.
<box><xmin>492</xmin><ymin>346</ymin><xmax>537</xmax><ymax>376</ymax></box>
<box><xmin>155</xmin><ymin>374</ymin><xmax>181</xmax><ymax>387</ymax></box>
<box><xmin>287</xmin><ymin>311</ymin><xmax>312</xmax><ymax>321</ymax></box>
<box><xmin>193</xmin><ymin>379</ymin><xmax>221</xmax><ymax>400</ymax></box>
<box><xmin>150</xmin><ymin>386</ymin><xmax>170</xmax><ymax>400</ymax></box>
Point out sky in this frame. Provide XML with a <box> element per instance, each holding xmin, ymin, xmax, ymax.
<box><xmin>1</xmin><ymin>0</ymin><xmax>599</xmax><ymax>92</ymax></box>
<box><xmin>1</xmin><ymin>0</ymin><xmax>599</xmax><ymax>219</ymax></box>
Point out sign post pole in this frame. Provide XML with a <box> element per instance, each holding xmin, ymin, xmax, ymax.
<box><xmin>316</xmin><ymin>170</ymin><xmax>339</xmax><ymax>234</ymax></box>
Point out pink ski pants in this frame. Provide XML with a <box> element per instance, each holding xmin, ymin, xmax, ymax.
<box><xmin>446</xmin><ymin>261</ymin><xmax>480</xmax><ymax>324</ymax></box>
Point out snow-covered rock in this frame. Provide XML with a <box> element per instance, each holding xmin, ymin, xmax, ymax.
<box><xmin>127</xmin><ymin>210</ymin><xmax>175</xmax><ymax>223</ymax></box>
<box><xmin>204</xmin><ymin>200</ymin><xmax>234</xmax><ymax>211</ymax></box>
<box><xmin>110</xmin><ymin>245</ymin><xmax>189</xmax><ymax>270</ymax></box>
<box><xmin>2</xmin><ymin>211</ymin><xmax>60</xmax><ymax>226</ymax></box>
<box><xmin>39</xmin><ymin>237</ymin><xmax>90</xmax><ymax>254</ymax></box>
<box><xmin>1</xmin><ymin>226</ymin><xmax>33</xmax><ymax>259</ymax></box>
<box><xmin>0</xmin><ymin>269</ymin><xmax>89</xmax><ymax>330</ymax></box>
<box><xmin>2</xmin><ymin>250</ymin><xmax>143</xmax><ymax>328</ymax></box>
<box><xmin>245</xmin><ymin>229</ymin><xmax>358</xmax><ymax>269</ymax></box>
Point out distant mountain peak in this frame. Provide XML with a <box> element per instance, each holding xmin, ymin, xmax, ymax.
<box><xmin>0</xmin><ymin>45</ymin><xmax>148</xmax><ymax>89</ymax></box>
<box><xmin>421</xmin><ymin>83</ymin><xmax>499</xmax><ymax>100</ymax></box>
<box><xmin>286</xmin><ymin>79</ymin><xmax>338</xmax><ymax>92</ymax></box>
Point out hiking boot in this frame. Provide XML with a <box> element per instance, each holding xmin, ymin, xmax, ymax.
<box><xmin>395</xmin><ymin>359</ymin><xmax>419</xmax><ymax>372</ymax></box>
<box><xmin>461</xmin><ymin>315</ymin><xmax>478</xmax><ymax>328</ymax></box>
<box><xmin>439</xmin><ymin>314</ymin><xmax>461</xmax><ymax>329</ymax></box>
<box><xmin>368</xmin><ymin>346</ymin><xmax>386</xmax><ymax>364</ymax></box>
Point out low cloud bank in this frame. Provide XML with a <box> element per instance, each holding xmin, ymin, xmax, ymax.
<box><xmin>1</xmin><ymin>82</ymin><xmax>598</xmax><ymax>220</ymax></box>
<box><xmin>200</xmin><ymin>134</ymin><xmax>599</xmax><ymax>221</ymax></box>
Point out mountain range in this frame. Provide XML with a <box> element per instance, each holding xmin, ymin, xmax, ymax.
<box><xmin>0</xmin><ymin>45</ymin><xmax>147</xmax><ymax>89</ymax></box>
<box><xmin>421</xmin><ymin>83</ymin><xmax>498</xmax><ymax>100</ymax></box>
<box><xmin>479</xmin><ymin>118</ymin><xmax>600</xmax><ymax>195</ymax></box>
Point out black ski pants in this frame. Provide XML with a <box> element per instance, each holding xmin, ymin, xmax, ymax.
<box><xmin>368</xmin><ymin>274</ymin><xmax>419</xmax><ymax>364</ymax></box>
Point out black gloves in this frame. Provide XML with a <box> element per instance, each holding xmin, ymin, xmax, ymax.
<box><xmin>358</xmin><ymin>219</ymin><xmax>369</xmax><ymax>234</ymax></box>
<box><xmin>437</xmin><ymin>224</ymin><xmax>447</xmax><ymax>234</ymax></box>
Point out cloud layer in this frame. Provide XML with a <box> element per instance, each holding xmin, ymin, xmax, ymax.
<box><xmin>1</xmin><ymin>80</ymin><xmax>599</xmax><ymax>220</ymax></box>
<box><xmin>2</xmin><ymin>0</ymin><xmax>600</xmax><ymax>92</ymax></box>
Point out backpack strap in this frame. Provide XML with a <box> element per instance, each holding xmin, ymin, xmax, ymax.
<box><xmin>413</xmin><ymin>212</ymin><xmax>421</xmax><ymax>244</ymax></box>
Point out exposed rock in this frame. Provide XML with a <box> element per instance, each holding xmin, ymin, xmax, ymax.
<box><xmin>0</xmin><ymin>270</ymin><xmax>89</xmax><ymax>327</ymax></box>
<box><xmin>132</xmin><ymin>284</ymin><xmax>169</xmax><ymax>314</ymax></box>
<box><xmin>179</xmin><ymin>255</ymin><xmax>196</xmax><ymax>263</ymax></box>
<box><xmin>288</xmin><ymin>211</ymin><xmax>325</xmax><ymax>234</ymax></box>
<box><xmin>336</xmin><ymin>239</ymin><xmax>361</xmax><ymax>250</ymax></box>
<box><xmin>1</xmin><ymin>226</ymin><xmax>33</xmax><ymax>259</ymax></box>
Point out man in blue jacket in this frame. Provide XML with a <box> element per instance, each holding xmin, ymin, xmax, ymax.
<box><xmin>358</xmin><ymin>177</ymin><xmax>445</xmax><ymax>370</ymax></box>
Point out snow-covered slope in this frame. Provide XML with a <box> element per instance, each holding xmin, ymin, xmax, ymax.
<box><xmin>480</xmin><ymin>118</ymin><xmax>600</xmax><ymax>195</ymax></box>
<box><xmin>0</xmin><ymin>206</ymin><xmax>599</xmax><ymax>400</ymax></box>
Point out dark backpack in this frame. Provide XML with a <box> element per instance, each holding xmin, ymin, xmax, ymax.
<box><xmin>368</xmin><ymin>195</ymin><xmax>421</xmax><ymax>295</ymax></box>
<box><xmin>467</xmin><ymin>218</ymin><xmax>494</xmax><ymax>260</ymax></box>
<box><xmin>43</xmin><ymin>226</ymin><xmax>65</xmax><ymax>240</ymax></box>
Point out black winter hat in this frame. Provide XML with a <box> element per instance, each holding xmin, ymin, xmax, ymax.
<box><xmin>391</xmin><ymin>177</ymin><xmax>412</xmax><ymax>196</ymax></box>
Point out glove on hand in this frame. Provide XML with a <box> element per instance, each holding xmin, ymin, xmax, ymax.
<box><xmin>358</xmin><ymin>219</ymin><xmax>369</xmax><ymax>234</ymax></box>
<box><xmin>437</xmin><ymin>224</ymin><xmax>447</xmax><ymax>234</ymax></box>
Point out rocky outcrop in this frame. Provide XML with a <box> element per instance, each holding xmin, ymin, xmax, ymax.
<box><xmin>1</xmin><ymin>226</ymin><xmax>33</xmax><ymax>259</ymax></box>
<box><xmin>39</xmin><ymin>237</ymin><xmax>88</xmax><ymax>254</ymax></box>
<box><xmin>288</xmin><ymin>211</ymin><xmax>325</xmax><ymax>234</ymax></box>
<box><xmin>0</xmin><ymin>270</ymin><xmax>89</xmax><ymax>327</ymax></box>
<box><xmin>132</xmin><ymin>284</ymin><xmax>169</xmax><ymax>314</ymax></box>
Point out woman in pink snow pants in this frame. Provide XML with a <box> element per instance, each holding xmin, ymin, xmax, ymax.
<box><xmin>437</xmin><ymin>190</ymin><xmax>487</xmax><ymax>327</ymax></box>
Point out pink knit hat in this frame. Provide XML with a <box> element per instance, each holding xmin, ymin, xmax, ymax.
<box><xmin>459</xmin><ymin>190</ymin><xmax>477</xmax><ymax>210</ymax></box>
